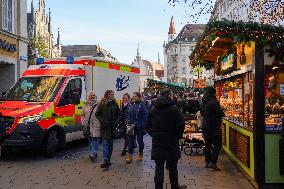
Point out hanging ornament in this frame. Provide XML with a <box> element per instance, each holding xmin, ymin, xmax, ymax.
<box><xmin>240</xmin><ymin>44</ymin><xmax>246</xmax><ymax>65</ymax></box>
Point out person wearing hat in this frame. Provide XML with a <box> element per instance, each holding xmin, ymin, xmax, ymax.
<box><xmin>201</xmin><ymin>86</ymin><xmax>225</xmax><ymax>171</ymax></box>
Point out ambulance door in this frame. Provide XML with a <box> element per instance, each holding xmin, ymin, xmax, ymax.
<box><xmin>54</xmin><ymin>76</ymin><xmax>85</xmax><ymax>142</ymax></box>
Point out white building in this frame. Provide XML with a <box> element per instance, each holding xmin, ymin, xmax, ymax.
<box><xmin>0</xmin><ymin>0</ymin><xmax>28</xmax><ymax>91</ymax></box>
<box><xmin>163</xmin><ymin>17</ymin><xmax>213</xmax><ymax>87</ymax></box>
<box><xmin>132</xmin><ymin>47</ymin><xmax>164</xmax><ymax>92</ymax></box>
<box><xmin>211</xmin><ymin>0</ymin><xmax>284</xmax><ymax>25</ymax></box>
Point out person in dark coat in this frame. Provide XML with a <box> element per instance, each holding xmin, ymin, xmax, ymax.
<box><xmin>95</xmin><ymin>90</ymin><xmax>120</xmax><ymax>169</ymax></box>
<box><xmin>125</xmin><ymin>92</ymin><xmax>148</xmax><ymax>163</ymax></box>
<box><xmin>176</xmin><ymin>92</ymin><xmax>186</xmax><ymax>114</ymax></box>
<box><xmin>146</xmin><ymin>89</ymin><xmax>186</xmax><ymax>189</ymax></box>
<box><xmin>184</xmin><ymin>93</ymin><xmax>200</xmax><ymax>115</ymax></box>
<box><xmin>120</xmin><ymin>93</ymin><xmax>131</xmax><ymax>156</ymax></box>
<box><xmin>201</xmin><ymin>86</ymin><xmax>225</xmax><ymax>171</ymax></box>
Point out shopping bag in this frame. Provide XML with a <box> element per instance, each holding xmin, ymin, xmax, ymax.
<box><xmin>126</xmin><ymin>123</ymin><xmax>135</xmax><ymax>136</ymax></box>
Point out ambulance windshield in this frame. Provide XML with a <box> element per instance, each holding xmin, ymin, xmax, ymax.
<box><xmin>4</xmin><ymin>76</ymin><xmax>64</xmax><ymax>102</ymax></box>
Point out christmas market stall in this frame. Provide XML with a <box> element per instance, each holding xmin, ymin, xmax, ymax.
<box><xmin>190</xmin><ymin>20</ymin><xmax>284</xmax><ymax>188</ymax></box>
<box><xmin>145</xmin><ymin>78</ymin><xmax>185</xmax><ymax>94</ymax></box>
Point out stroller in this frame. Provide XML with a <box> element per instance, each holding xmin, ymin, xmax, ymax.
<box><xmin>180</xmin><ymin>113</ymin><xmax>205</xmax><ymax>156</ymax></box>
<box><xmin>181</xmin><ymin>133</ymin><xmax>205</xmax><ymax>155</ymax></box>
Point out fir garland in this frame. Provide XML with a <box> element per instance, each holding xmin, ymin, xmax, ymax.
<box><xmin>190</xmin><ymin>20</ymin><xmax>284</xmax><ymax>68</ymax></box>
<box><xmin>146</xmin><ymin>78</ymin><xmax>185</xmax><ymax>92</ymax></box>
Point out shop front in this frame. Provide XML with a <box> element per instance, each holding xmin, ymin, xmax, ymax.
<box><xmin>0</xmin><ymin>32</ymin><xmax>20</xmax><ymax>92</ymax></box>
<box><xmin>190</xmin><ymin>20</ymin><xmax>284</xmax><ymax>188</ymax></box>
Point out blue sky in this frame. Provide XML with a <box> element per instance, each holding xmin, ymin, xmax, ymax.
<box><xmin>28</xmin><ymin>0</ymin><xmax>212</xmax><ymax>64</ymax></box>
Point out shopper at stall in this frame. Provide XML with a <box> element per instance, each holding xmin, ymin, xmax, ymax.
<box><xmin>125</xmin><ymin>92</ymin><xmax>148</xmax><ymax>163</ymax></box>
<box><xmin>176</xmin><ymin>92</ymin><xmax>186</xmax><ymax>114</ymax></box>
<box><xmin>95</xmin><ymin>90</ymin><xmax>120</xmax><ymax>169</ymax></box>
<box><xmin>81</xmin><ymin>91</ymin><xmax>100</xmax><ymax>162</ymax></box>
<box><xmin>146</xmin><ymin>89</ymin><xmax>186</xmax><ymax>189</ymax></box>
<box><xmin>120</xmin><ymin>93</ymin><xmax>131</xmax><ymax>156</ymax></box>
<box><xmin>185</xmin><ymin>92</ymin><xmax>200</xmax><ymax>116</ymax></box>
<box><xmin>201</xmin><ymin>86</ymin><xmax>225</xmax><ymax>171</ymax></box>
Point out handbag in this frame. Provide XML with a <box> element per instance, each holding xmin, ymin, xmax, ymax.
<box><xmin>126</xmin><ymin>103</ymin><xmax>141</xmax><ymax>136</ymax></box>
<box><xmin>83</xmin><ymin>104</ymin><xmax>97</xmax><ymax>137</ymax></box>
<box><xmin>113</xmin><ymin>122</ymin><xmax>125</xmax><ymax>139</ymax></box>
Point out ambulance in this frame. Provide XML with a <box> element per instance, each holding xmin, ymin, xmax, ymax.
<box><xmin>0</xmin><ymin>57</ymin><xmax>140</xmax><ymax>156</ymax></box>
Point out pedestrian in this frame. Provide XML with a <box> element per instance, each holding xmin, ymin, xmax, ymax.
<box><xmin>120</xmin><ymin>93</ymin><xmax>131</xmax><ymax>156</ymax></box>
<box><xmin>146</xmin><ymin>89</ymin><xmax>186</xmax><ymax>189</ymax></box>
<box><xmin>201</xmin><ymin>86</ymin><xmax>225</xmax><ymax>171</ymax></box>
<box><xmin>125</xmin><ymin>92</ymin><xmax>148</xmax><ymax>163</ymax></box>
<box><xmin>184</xmin><ymin>92</ymin><xmax>201</xmax><ymax>120</ymax></box>
<box><xmin>95</xmin><ymin>90</ymin><xmax>120</xmax><ymax>169</ymax></box>
<box><xmin>81</xmin><ymin>91</ymin><xmax>100</xmax><ymax>162</ymax></box>
<box><xmin>176</xmin><ymin>93</ymin><xmax>186</xmax><ymax>114</ymax></box>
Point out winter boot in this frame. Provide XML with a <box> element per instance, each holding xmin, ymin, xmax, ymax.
<box><xmin>121</xmin><ymin>149</ymin><xmax>127</xmax><ymax>156</ymax></box>
<box><xmin>89</xmin><ymin>155</ymin><xmax>95</xmax><ymax>163</ymax></box>
<box><xmin>205</xmin><ymin>162</ymin><xmax>211</xmax><ymax>168</ymax></box>
<box><xmin>101</xmin><ymin>159</ymin><xmax>110</xmax><ymax>169</ymax></box>
<box><xmin>137</xmin><ymin>152</ymin><xmax>143</xmax><ymax>161</ymax></box>
<box><xmin>126</xmin><ymin>154</ymin><xmax>132</xmax><ymax>163</ymax></box>
<box><xmin>211</xmin><ymin>164</ymin><xmax>221</xmax><ymax>171</ymax></box>
<box><xmin>178</xmin><ymin>185</ymin><xmax>187</xmax><ymax>189</ymax></box>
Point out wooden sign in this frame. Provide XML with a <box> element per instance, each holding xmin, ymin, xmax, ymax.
<box><xmin>193</xmin><ymin>79</ymin><xmax>206</xmax><ymax>88</ymax></box>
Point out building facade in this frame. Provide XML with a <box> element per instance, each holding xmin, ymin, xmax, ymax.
<box><xmin>0</xmin><ymin>0</ymin><xmax>28</xmax><ymax>91</ymax></box>
<box><xmin>61</xmin><ymin>45</ymin><xmax>118</xmax><ymax>62</ymax></box>
<box><xmin>163</xmin><ymin>17</ymin><xmax>213</xmax><ymax>87</ymax></box>
<box><xmin>27</xmin><ymin>0</ymin><xmax>61</xmax><ymax>59</ymax></box>
<box><xmin>132</xmin><ymin>48</ymin><xmax>164</xmax><ymax>92</ymax></box>
<box><xmin>211</xmin><ymin>0</ymin><xmax>284</xmax><ymax>25</ymax></box>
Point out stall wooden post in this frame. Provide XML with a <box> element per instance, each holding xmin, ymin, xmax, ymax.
<box><xmin>254</xmin><ymin>45</ymin><xmax>266</xmax><ymax>185</ymax></box>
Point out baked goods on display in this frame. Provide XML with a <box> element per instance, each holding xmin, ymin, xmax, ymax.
<box><xmin>265</xmin><ymin>114</ymin><xmax>283</xmax><ymax>131</ymax></box>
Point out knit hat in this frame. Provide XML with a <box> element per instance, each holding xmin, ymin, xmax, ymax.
<box><xmin>204</xmin><ymin>86</ymin><xmax>216</xmax><ymax>95</ymax></box>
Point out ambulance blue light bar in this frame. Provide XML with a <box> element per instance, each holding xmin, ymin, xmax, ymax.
<box><xmin>36</xmin><ymin>58</ymin><xmax>44</xmax><ymax>65</ymax></box>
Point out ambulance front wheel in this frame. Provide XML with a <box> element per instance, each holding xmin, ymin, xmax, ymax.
<box><xmin>44</xmin><ymin>130</ymin><xmax>59</xmax><ymax>157</ymax></box>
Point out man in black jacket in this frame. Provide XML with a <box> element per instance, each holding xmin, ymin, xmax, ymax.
<box><xmin>201</xmin><ymin>87</ymin><xmax>225</xmax><ymax>171</ymax></box>
<box><xmin>146</xmin><ymin>89</ymin><xmax>186</xmax><ymax>189</ymax></box>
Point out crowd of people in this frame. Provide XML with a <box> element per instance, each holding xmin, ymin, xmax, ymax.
<box><xmin>81</xmin><ymin>87</ymin><xmax>225</xmax><ymax>189</ymax></box>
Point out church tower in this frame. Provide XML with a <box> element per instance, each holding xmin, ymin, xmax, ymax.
<box><xmin>132</xmin><ymin>43</ymin><xmax>141</xmax><ymax>68</ymax></box>
<box><xmin>168</xmin><ymin>16</ymin><xmax>176</xmax><ymax>42</ymax></box>
<box><xmin>39</xmin><ymin>0</ymin><xmax>45</xmax><ymax>12</ymax></box>
<box><xmin>57</xmin><ymin>28</ymin><xmax>60</xmax><ymax>47</ymax></box>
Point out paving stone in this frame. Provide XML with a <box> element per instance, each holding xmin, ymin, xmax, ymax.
<box><xmin>0</xmin><ymin>136</ymin><xmax>255</xmax><ymax>189</ymax></box>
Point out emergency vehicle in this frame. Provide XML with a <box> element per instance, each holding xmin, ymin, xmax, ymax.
<box><xmin>0</xmin><ymin>57</ymin><xmax>140</xmax><ymax>156</ymax></box>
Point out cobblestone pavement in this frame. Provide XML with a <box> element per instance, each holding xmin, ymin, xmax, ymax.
<box><xmin>0</xmin><ymin>136</ymin><xmax>255</xmax><ymax>189</ymax></box>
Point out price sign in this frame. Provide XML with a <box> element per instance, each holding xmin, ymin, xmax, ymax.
<box><xmin>194</xmin><ymin>79</ymin><xmax>206</xmax><ymax>88</ymax></box>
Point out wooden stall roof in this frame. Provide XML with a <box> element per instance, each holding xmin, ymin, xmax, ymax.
<box><xmin>189</xmin><ymin>20</ymin><xmax>284</xmax><ymax>69</ymax></box>
<box><xmin>204</xmin><ymin>37</ymin><xmax>234</xmax><ymax>62</ymax></box>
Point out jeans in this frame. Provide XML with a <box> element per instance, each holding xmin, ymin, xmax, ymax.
<box><xmin>128</xmin><ymin>131</ymin><xmax>144</xmax><ymax>154</ymax></box>
<box><xmin>123</xmin><ymin>135</ymin><xmax>129</xmax><ymax>150</ymax></box>
<box><xmin>88</xmin><ymin>137</ymin><xmax>99</xmax><ymax>156</ymax></box>
<box><xmin>204</xmin><ymin>134</ymin><xmax>222</xmax><ymax>165</ymax></box>
<box><xmin>155</xmin><ymin>159</ymin><xmax>179</xmax><ymax>189</ymax></box>
<box><xmin>102</xmin><ymin>139</ymin><xmax>113</xmax><ymax>161</ymax></box>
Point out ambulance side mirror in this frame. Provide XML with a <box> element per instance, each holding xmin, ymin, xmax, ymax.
<box><xmin>1</xmin><ymin>91</ymin><xmax>6</xmax><ymax>99</ymax></box>
<box><xmin>71</xmin><ymin>92</ymin><xmax>80</xmax><ymax>105</ymax></box>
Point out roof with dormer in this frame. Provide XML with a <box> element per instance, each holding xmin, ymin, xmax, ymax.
<box><xmin>165</xmin><ymin>24</ymin><xmax>206</xmax><ymax>51</ymax></box>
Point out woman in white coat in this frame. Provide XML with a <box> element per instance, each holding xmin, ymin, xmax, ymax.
<box><xmin>81</xmin><ymin>91</ymin><xmax>100</xmax><ymax>162</ymax></box>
